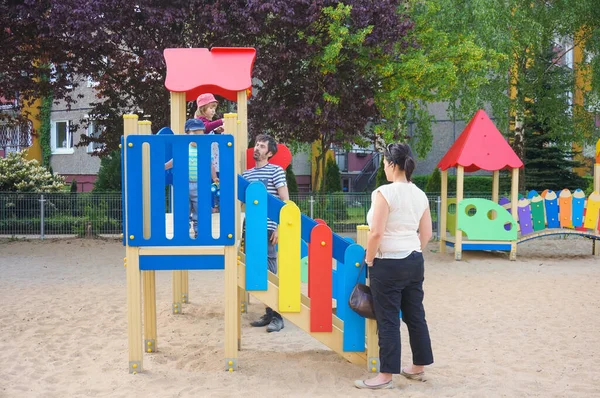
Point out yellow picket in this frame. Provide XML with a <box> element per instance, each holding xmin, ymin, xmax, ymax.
<box><xmin>278</xmin><ymin>202</ymin><xmax>301</xmax><ymax>312</ymax></box>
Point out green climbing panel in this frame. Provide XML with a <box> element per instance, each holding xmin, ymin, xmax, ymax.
<box><xmin>457</xmin><ymin>198</ymin><xmax>517</xmax><ymax>241</ymax></box>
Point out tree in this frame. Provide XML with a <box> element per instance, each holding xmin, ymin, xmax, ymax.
<box><xmin>413</xmin><ymin>0</ymin><xmax>600</xmax><ymax>189</ymax></box>
<box><xmin>323</xmin><ymin>158</ymin><xmax>342</xmax><ymax>193</ymax></box>
<box><xmin>425</xmin><ymin>168</ymin><xmax>441</xmax><ymax>193</ymax></box>
<box><xmin>93</xmin><ymin>150</ymin><xmax>122</xmax><ymax>192</ymax></box>
<box><xmin>285</xmin><ymin>164</ymin><xmax>299</xmax><ymax>195</ymax></box>
<box><xmin>375</xmin><ymin>157</ymin><xmax>388</xmax><ymax>188</ymax></box>
<box><xmin>0</xmin><ymin>151</ymin><xmax>64</xmax><ymax>192</ymax></box>
<box><xmin>522</xmin><ymin>47</ymin><xmax>587</xmax><ymax>191</ymax></box>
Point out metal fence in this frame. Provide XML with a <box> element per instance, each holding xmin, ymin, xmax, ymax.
<box><xmin>0</xmin><ymin>191</ymin><xmax>494</xmax><ymax>239</ymax></box>
<box><xmin>0</xmin><ymin>192</ymin><xmax>122</xmax><ymax>238</ymax></box>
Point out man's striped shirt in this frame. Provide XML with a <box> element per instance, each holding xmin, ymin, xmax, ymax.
<box><xmin>242</xmin><ymin>163</ymin><xmax>287</xmax><ymax>231</ymax></box>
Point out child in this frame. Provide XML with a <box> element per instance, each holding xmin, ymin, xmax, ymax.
<box><xmin>195</xmin><ymin>93</ymin><xmax>223</xmax><ymax>212</ymax></box>
<box><xmin>165</xmin><ymin>118</ymin><xmax>218</xmax><ymax>238</ymax></box>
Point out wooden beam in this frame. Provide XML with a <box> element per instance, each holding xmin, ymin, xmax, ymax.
<box><xmin>510</xmin><ymin>168</ymin><xmax>519</xmax><ymax>260</ymax></box>
<box><xmin>440</xmin><ymin>169</ymin><xmax>448</xmax><ymax>253</ymax></box>
<box><xmin>492</xmin><ymin>170</ymin><xmax>499</xmax><ymax>203</ymax></box>
<box><xmin>124</xmin><ymin>114</ymin><xmax>143</xmax><ymax>373</ymax></box>
<box><xmin>455</xmin><ymin>166</ymin><xmax>464</xmax><ymax>260</ymax></box>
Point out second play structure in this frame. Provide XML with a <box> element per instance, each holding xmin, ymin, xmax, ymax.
<box><xmin>122</xmin><ymin>48</ymin><xmax>379</xmax><ymax>374</ymax></box>
<box><xmin>438</xmin><ymin>110</ymin><xmax>600</xmax><ymax>260</ymax></box>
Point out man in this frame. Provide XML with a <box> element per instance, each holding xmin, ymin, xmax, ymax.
<box><xmin>242</xmin><ymin>134</ymin><xmax>289</xmax><ymax>332</ymax></box>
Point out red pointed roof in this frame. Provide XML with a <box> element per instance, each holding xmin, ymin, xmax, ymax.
<box><xmin>437</xmin><ymin>110</ymin><xmax>523</xmax><ymax>172</ymax></box>
<box><xmin>164</xmin><ymin>48</ymin><xmax>256</xmax><ymax>102</ymax></box>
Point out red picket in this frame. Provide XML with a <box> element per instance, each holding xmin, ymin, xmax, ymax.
<box><xmin>309</xmin><ymin>224</ymin><xmax>333</xmax><ymax>332</ymax></box>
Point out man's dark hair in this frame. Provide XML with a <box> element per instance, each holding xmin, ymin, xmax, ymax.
<box><xmin>255</xmin><ymin>134</ymin><xmax>278</xmax><ymax>158</ymax></box>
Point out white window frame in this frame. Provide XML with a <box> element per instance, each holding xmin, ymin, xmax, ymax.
<box><xmin>86</xmin><ymin>121</ymin><xmax>105</xmax><ymax>153</ymax></box>
<box><xmin>51</xmin><ymin>120</ymin><xmax>74</xmax><ymax>154</ymax></box>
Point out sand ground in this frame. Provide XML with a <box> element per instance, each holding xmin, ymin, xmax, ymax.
<box><xmin>0</xmin><ymin>237</ymin><xmax>599</xmax><ymax>397</ymax></box>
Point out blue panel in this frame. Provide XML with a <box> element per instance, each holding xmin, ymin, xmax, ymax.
<box><xmin>172</xmin><ymin>139</ymin><xmax>191</xmax><ymax>244</ymax></box>
<box><xmin>462</xmin><ymin>243</ymin><xmax>512</xmax><ymax>251</ymax></box>
<box><xmin>301</xmin><ymin>239</ymin><xmax>308</xmax><ymax>258</ymax></box>
<box><xmin>215</xmin><ymin>136</ymin><xmax>235</xmax><ymax>246</ymax></box>
<box><xmin>149</xmin><ymin>142</ymin><xmax>166</xmax><ymax>242</ymax></box>
<box><xmin>124</xmin><ymin>134</ymin><xmax>235</xmax><ymax>247</ymax></box>
<box><xmin>245</xmin><ymin>182</ymin><xmax>268</xmax><ymax>290</ymax></box>
<box><xmin>332</xmin><ymin>267</ymin><xmax>338</xmax><ymax>301</ymax></box>
<box><xmin>340</xmin><ymin>244</ymin><xmax>366</xmax><ymax>352</ymax></box>
<box><xmin>156</xmin><ymin>127</ymin><xmax>174</xmax><ymax>135</ymax></box>
<box><xmin>445</xmin><ymin>241</ymin><xmax>455</xmax><ymax>247</ymax></box>
<box><xmin>194</xmin><ymin>137</ymin><xmax>212</xmax><ymax>243</ymax></box>
<box><xmin>527</xmin><ymin>190</ymin><xmax>539</xmax><ymax>200</ymax></box>
<box><xmin>139</xmin><ymin>255</ymin><xmax>224</xmax><ymax>270</ymax></box>
<box><xmin>344</xmin><ymin>237</ymin><xmax>355</xmax><ymax>244</ymax></box>
<box><xmin>237</xmin><ymin>175</ymin><xmax>351</xmax><ymax>263</ymax></box>
<box><xmin>125</xmin><ymin>136</ymin><xmax>144</xmax><ymax>246</ymax></box>
<box><xmin>120</xmin><ymin>137</ymin><xmax>126</xmax><ymax>246</ymax></box>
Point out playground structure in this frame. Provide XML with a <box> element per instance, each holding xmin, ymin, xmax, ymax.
<box><xmin>122</xmin><ymin>48</ymin><xmax>378</xmax><ymax>374</ymax></box>
<box><xmin>438</xmin><ymin>110</ymin><xmax>600</xmax><ymax>260</ymax></box>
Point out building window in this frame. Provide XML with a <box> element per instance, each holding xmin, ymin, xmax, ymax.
<box><xmin>51</xmin><ymin>120</ymin><xmax>74</xmax><ymax>154</ymax></box>
<box><xmin>87</xmin><ymin>121</ymin><xmax>105</xmax><ymax>153</ymax></box>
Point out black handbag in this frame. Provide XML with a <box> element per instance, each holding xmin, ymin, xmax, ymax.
<box><xmin>348</xmin><ymin>262</ymin><xmax>376</xmax><ymax>319</ymax></box>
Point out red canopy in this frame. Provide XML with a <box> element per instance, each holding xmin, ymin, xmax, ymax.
<box><xmin>164</xmin><ymin>48</ymin><xmax>256</xmax><ymax>102</ymax></box>
<box><xmin>437</xmin><ymin>110</ymin><xmax>523</xmax><ymax>172</ymax></box>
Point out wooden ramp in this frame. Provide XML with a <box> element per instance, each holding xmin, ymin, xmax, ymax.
<box><xmin>237</xmin><ymin>251</ymin><xmax>366</xmax><ymax>366</ymax></box>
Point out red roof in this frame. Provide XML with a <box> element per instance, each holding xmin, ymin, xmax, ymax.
<box><xmin>437</xmin><ymin>110</ymin><xmax>523</xmax><ymax>172</ymax></box>
<box><xmin>164</xmin><ymin>48</ymin><xmax>256</xmax><ymax>102</ymax></box>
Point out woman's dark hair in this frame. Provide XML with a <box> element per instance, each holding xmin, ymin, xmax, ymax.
<box><xmin>383</xmin><ymin>143</ymin><xmax>416</xmax><ymax>182</ymax></box>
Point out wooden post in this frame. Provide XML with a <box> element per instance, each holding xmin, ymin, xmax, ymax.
<box><xmin>170</xmin><ymin>92</ymin><xmax>186</xmax><ymax>313</ymax></box>
<box><xmin>138</xmin><ymin>120</ymin><xmax>157</xmax><ymax>353</ymax></box>
<box><xmin>510</xmin><ymin>167</ymin><xmax>519</xmax><ymax>260</ymax></box>
<box><xmin>224</xmin><ymin>108</ymin><xmax>241</xmax><ymax>370</ymax></box>
<box><xmin>492</xmin><ymin>170</ymin><xmax>500</xmax><ymax>203</ymax></box>
<box><xmin>455</xmin><ymin>166</ymin><xmax>464</xmax><ymax>261</ymax></box>
<box><xmin>124</xmin><ymin>114</ymin><xmax>143</xmax><ymax>373</ymax></box>
<box><xmin>356</xmin><ymin>225</ymin><xmax>378</xmax><ymax>373</ymax></box>
<box><xmin>440</xmin><ymin>169</ymin><xmax>448</xmax><ymax>253</ymax></box>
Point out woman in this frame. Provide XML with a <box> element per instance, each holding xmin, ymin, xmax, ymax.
<box><xmin>354</xmin><ymin>143</ymin><xmax>434</xmax><ymax>390</ymax></box>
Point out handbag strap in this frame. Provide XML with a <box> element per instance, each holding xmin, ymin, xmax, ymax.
<box><xmin>355</xmin><ymin>261</ymin><xmax>367</xmax><ymax>285</ymax></box>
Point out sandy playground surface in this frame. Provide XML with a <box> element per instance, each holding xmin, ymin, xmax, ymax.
<box><xmin>0</xmin><ymin>237</ymin><xmax>599</xmax><ymax>397</ymax></box>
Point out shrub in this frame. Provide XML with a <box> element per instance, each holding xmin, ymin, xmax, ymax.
<box><xmin>323</xmin><ymin>158</ymin><xmax>342</xmax><ymax>192</ymax></box>
<box><xmin>286</xmin><ymin>164</ymin><xmax>299</xmax><ymax>195</ymax></box>
<box><xmin>0</xmin><ymin>151</ymin><xmax>65</xmax><ymax>192</ymax></box>
<box><xmin>93</xmin><ymin>150</ymin><xmax>121</xmax><ymax>192</ymax></box>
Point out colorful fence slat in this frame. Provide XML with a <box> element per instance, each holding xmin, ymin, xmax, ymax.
<box><xmin>517</xmin><ymin>198</ymin><xmax>534</xmax><ymax>235</ymax></box>
<box><xmin>278</xmin><ymin>202</ymin><xmax>301</xmax><ymax>312</ymax></box>
<box><xmin>308</xmin><ymin>224</ymin><xmax>333</xmax><ymax>332</ymax></box>
<box><xmin>530</xmin><ymin>195</ymin><xmax>546</xmax><ymax>232</ymax></box>
<box><xmin>340</xmin><ymin>244</ymin><xmax>366</xmax><ymax>352</ymax></box>
<box><xmin>559</xmin><ymin>189</ymin><xmax>573</xmax><ymax>228</ymax></box>
<box><xmin>245</xmin><ymin>182</ymin><xmax>268</xmax><ymax>291</ymax></box>
<box><xmin>544</xmin><ymin>190</ymin><xmax>560</xmax><ymax>228</ymax></box>
<box><xmin>584</xmin><ymin>192</ymin><xmax>600</xmax><ymax>230</ymax></box>
<box><xmin>572</xmin><ymin>189</ymin><xmax>585</xmax><ymax>228</ymax></box>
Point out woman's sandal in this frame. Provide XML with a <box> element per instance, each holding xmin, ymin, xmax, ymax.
<box><xmin>354</xmin><ymin>379</ymin><xmax>394</xmax><ymax>389</ymax></box>
<box><xmin>400</xmin><ymin>368</ymin><xmax>426</xmax><ymax>382</ymax></box>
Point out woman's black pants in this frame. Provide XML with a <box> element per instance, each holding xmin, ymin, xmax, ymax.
<box><xmin>369</xmin><ymin>251</ymin><xmax>434</xmax><ymax>374</ymax></box>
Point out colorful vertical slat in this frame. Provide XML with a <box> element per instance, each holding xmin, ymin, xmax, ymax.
<box><xmin>571</xmin><ymin>189</ymin><xmax>585</xmax><ymax>227</ymax></box>
<box><xmin>278</xmin><ymin>202</ymin><xmax>301</xmax><ymax>312</ymax></box>
<box><xmin>530</xmin><ymin>194</ymin><xmax>546</xmax><ymax>232</ymax></box>
<box><xmin>340</xmin><ymin>244</ymin><xmax>366</xmax><ymax>352</ymax></box>
<box><xmin>245</xmin><ymin>182</ymin><xmax>268</xmax><ymax>291</ymax></box>
<box><xmin>544</xmin><ymin>190</ymin><xmax>560</xmax><ymax>228</ymax></box>
<box><xmin>517</xmin><ymin>198</ymin><xmax>534</xmax><ymax>235</ymax></box>
<box><xmin>308</xmin><ymin>219</ymin><xmax>327</xmax><ymax>297</ymax></box>
<box><xmin>309</xmin><ymin>224</ymin><xmax>333</xmax><ymax>332</ymax></box>
<box><xmin>559</xmin><ymin>189</ymin><xmax>573</xmax><ymax>228</ymax></box>
<box><xmin>584</xmin><ymin>192</ymin><xmax>600</xmax><ymax>229</ymax></box>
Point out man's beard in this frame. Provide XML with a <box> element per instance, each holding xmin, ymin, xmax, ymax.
<box><xmin>253</xmin><ymin>151</ymin><xmax>260</xmax><ymax>160</ymax></box>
